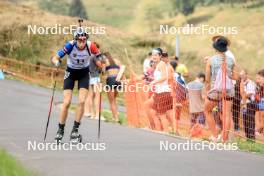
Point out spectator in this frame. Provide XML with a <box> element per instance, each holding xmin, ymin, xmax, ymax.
<box><xmin>104</xmin><ymin>52</ymin><xmax>123</xmax><ymax>122</ymax></box>
<box><xmin>212</xmin><ymin>35</ymin><xmax>236</xmax><ymax>63</ymax></box>
<box><xmin>170</xmin><ymin>60</ymin><xmax>186</xmax><ymax>86</ymax></box>
<box><xmin>84</xmin><ymin>43</ymin><xmax>105</xmax><ymax>119</ymax></box>
<box><xmin>240</xmin><ymin>69</ymin><xmax>257</xmax><ymax>140</ymax></box>
<box><xmin>144</xmin><ymin>48</ymin><xmax>163</xmax><ymax>130</ymax></box>
<box><xmin>150</xmin><ymin>48</ymin><xmax>173</xmax><ymax>131</ymax></box>
<box><xmin>255</xmin><ymin>69</ymin><xmax>264</xmax><ymax>136</ymax></box>
<box><xmin>173</xmin><ymin>56</ymin><xmax>189</xmax><ymax>78</ymax></box>
<box><xmin>256</xmin><ymin>69</ymin><xmax>264</xmax><ymax>87</ymax></box>
<box><xmin>143</xmin><ymin>51</ymin><xmax>152</xmax><ymax>74</ymax></box>
<box><xmin>187</xmin><ymin>72</ymin><xmax>206</xmax><ymax>130</ymax></box>
<box><xmin>143</xmin><ymin>60</ymin><xmax>155</xmax><ymax>85</ymax></box>
<box><xmin>204</xmin><ymin>36</ymin><xmax>238</xmax><ymax>142</ymax></box>
<box><xmin>161</xmin><ymin>51</ymin><xmax>177</xmax><ymax>132</ymax></box>
<box><xmin>170</xmin><ymin>59</ymin><xmax>187</xmax><ymax>134</ymax></box>
<box><xmin>210</xmin><ymin>36</ymin><xmax>238</xmax><ymax>135</ymax></box>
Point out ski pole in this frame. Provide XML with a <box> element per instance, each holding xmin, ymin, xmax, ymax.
<box><xmin>98</xmin><ymin>70</ymin><xmax>104</xmax><ymax>140</ymax></box>
<box><xmin>44</xmin><ymin>67</ymin><xmax>59</xmax><ymax>141</ymax></box>
<box><xmin>98</xmin><ymin>87</ymin><xmax>102</xmax><ymax>140</ymax></box>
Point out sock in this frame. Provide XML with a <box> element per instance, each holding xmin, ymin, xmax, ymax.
<box><xmin>73</xmin><ymin>121</ymin><xmax>80</xmax><ymax>129</ymax></box>
<box><xmin>58</xmin><ymin>123</ymin><xmax>65</xmax><ymax>130</ymax></box>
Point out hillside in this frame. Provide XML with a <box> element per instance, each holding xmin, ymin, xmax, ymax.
<box><xmin>84</xmin><ymin>0</ymin><xmax>264</xmax><ymax>77</ymax></box>
<box><xmin>122</xmin><ymin>1</ymin><xmax>264</xmax><ymax>77</ymax></box>
<box><xmin>1</xmin><ymin>0</ymin><xmax>264</xmax><ymax>77</ymax></box>
<box><xmin>0</xmin><ymin>0</ymin><xmax>152</xmax><ymax>74</ymax></box>
<box><xmin>158</xmin><ymin>4</ymin><xmax>264</xmax><ymax>77</ymax></box>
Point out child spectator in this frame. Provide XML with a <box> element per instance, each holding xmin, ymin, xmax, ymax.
<box><xmin>187</xmin><ymin>72</ymin><xmax>206</xmax><ymax>130</ymax></box>
<box><xmin>240</xmin><ymin>69</ymin><xmax>257</xmax><ymax>140</ymax></box>
<box><xmin>143</xmin><ymin>51</ymin><xmax>152</xmax><ymax>74</ymax></box>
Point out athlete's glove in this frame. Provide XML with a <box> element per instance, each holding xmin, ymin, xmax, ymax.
<box><xmin>50</xmin><ymin>56</ymin><xmax>61</xmax><ymax>67</ymax></box>
<box><xmin>54</xmin><ymin>59</ymin><xmax>61</xmax><ymax>67</ymax></box>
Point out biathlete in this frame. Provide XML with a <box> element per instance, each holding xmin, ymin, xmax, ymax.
<box><xmin>51</xmin><ymin>26</ymin><xmax>103</xmax><ymax>143</ymax></box>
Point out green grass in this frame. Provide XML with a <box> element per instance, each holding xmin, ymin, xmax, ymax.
<box><xmin>69</xmin><ymin>104</ymin><xmax>127</xmax><ymax>125</ymax></box>
<box><xmin>235</xmin><ymin>138</ymin><xmax>264</xmax><ymax>154</ymax></box>
<box><xmin>83</xmin><ymin>0</ymin><xmax>140</xmax><ymax>28</ymax></box>
<box><xmin>101</xmin><ymin>109</ymin><xmax>127</xmax><ymax>125</ymax></box>
<box><xmin>0</xmin><ymin>149</ymin><xmax>36</xmax><ymax>176</ymax></box>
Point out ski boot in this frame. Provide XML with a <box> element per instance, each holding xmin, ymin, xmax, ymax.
<box><xmin>70</xmin><ymin>128</ymin><xmax>82</xmax><ymax>144</ymax></box>
<box><xmin>54</xmin><ymin>128</ymin><xmax>64</xmax><ymax>144</ymax></box>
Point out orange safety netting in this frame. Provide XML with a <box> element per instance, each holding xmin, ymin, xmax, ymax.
<box><xmin>124</xmin><ymin>69</ymin><xmax>264</xmax><ymax>143</ymax></box>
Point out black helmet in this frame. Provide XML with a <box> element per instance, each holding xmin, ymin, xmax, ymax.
<box><xmin>73</xmin><ymin>27</ymin><xmax>89</xmax><ymax>40</ymax></box>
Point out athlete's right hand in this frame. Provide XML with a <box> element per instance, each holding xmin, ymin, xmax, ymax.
<box><xmin>51</xmin><ymin>56</ymin><xmax>61</xmax><ymax>67</ymax></box>
<box><xmin>54</xmin><ymin>60</ymin><xmax>61</xmax><ymax>67</ymax></box>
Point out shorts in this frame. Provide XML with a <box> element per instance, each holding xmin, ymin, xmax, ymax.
<box><xmin>106</xmin><ymin>76</ymin><xmax>122</xmax><ymax>90</ymax></box>
<box><xmin>89</xmin><ymin>76</ymin><xmax>100</xmax><ymax>85</ymax></box>
<box><xmin>258</xmin><ymin>100</ymin><xmax>264</xmax><ymax>111</ymax></box>
<box><xmin>152</xmin><ymin>92</ymin><xmax>173</xmax><ymax>114</ymax></box>
<box><xmin>207</xmin><ymin>89</ymin><xmax>234</xmax><ymax>102</ymax></box>
<box><xmin>63</xmin><ymin>67</ymin><xmax>89</xmax><ymax>90</ymax></box>
<box><xmin>190</xmin><ymin>112</ymin><xmax>205</xmax><ymax>126</ymax></box>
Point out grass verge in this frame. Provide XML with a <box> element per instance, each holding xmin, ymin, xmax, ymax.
<box><xmin>235</xmin><ymin>138</ymin><xmax>264</xmax><ymax>155</ymax></box>
<box><xmin>69</xmin><ymin>105</ymin><xmax>127</xmax><ymax>125</ymax></box>
<box><xmin>0</xmin><ymin>149</ymin><xmax>36</xmax><ymax>176</ymax></box>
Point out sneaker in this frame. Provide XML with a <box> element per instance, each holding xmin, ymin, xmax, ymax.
<box><xmin>209</xmin><ymin>134</ymin><xmax>221</xmax><ymax>143</ymax></box>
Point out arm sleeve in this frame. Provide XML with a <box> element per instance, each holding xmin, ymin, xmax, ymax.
<box><xmin>57</xmin><ymin>41</ymin><xmax>74</xmax><ymax>59</ymax></box>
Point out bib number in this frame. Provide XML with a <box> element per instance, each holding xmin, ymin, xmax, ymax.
<box><xmin>76</xmin><ymin>59</ymin><xmax>85</xmax><ymax>64</ymax></box>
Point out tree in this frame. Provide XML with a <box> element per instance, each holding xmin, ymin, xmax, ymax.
<box><xmin>69</xmin><ymin>0</ymin><xmax>88</xmax><ymax>20</ymax></box>
<box><xmin>171</xmin><ymin>0</ymin><xmax>198</xmax><ymax>16</ymax></box>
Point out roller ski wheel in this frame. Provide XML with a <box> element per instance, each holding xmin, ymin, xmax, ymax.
<box><xmin>70</xmin><ymin>129</ymin><xmax>82</xmax><ymax>144</ymax></box>
<box><xmin>54</xmin><ymin>128</ymin><xmax>64</xmax><ymax>144</ymax></box>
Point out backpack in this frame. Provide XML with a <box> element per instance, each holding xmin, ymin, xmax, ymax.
<box><xmin>176</xmin><ymin>72</ymin><xmax>185</xmax><ymax>86</ymax></box>
<box><xmin>173</xmin><ymin>72</ymin><xmax>187</xmax><ymax>102</ymax></box>
<box><xmin>213</xmin><ymin>57</ymin><xmax>233</xmax><ymax>92</ymax></box>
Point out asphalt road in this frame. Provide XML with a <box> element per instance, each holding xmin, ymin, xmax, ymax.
<box><xmin>0</xmin><ymin>79</ymin><xmax>263</xmax><ymax>176</ymax></box>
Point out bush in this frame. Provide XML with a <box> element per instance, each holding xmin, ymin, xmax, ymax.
<box><xmin>69</xmin><ymin>0</ymin><xmax>88</xmax><ymax>20</ymax></box>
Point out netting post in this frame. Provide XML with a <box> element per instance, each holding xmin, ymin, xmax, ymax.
<box><xmin>222</xmin><ymin>61</ymin><xmax>227</xmax><ymax>141</ymax></box>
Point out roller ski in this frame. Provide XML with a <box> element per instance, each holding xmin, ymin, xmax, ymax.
<box><xmin>54</xmin><ymin>124</ymin><xmax>65</xmax><ymax>144</ymax></box>
<box><xmin>70</xmin><ymin>128</ymin><xmax>82</xmax><ymax>144</ymax></box>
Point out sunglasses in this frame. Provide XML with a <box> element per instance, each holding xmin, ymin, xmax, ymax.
<box><xmin>77</xmin><ymin>39</ymin><xmax>87</xmax><ymax>43</ymax></box>
<box><xmin>77</xmin><ymin>36</ymin><xmax>87</xmax><ymax>41</ymax></box>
